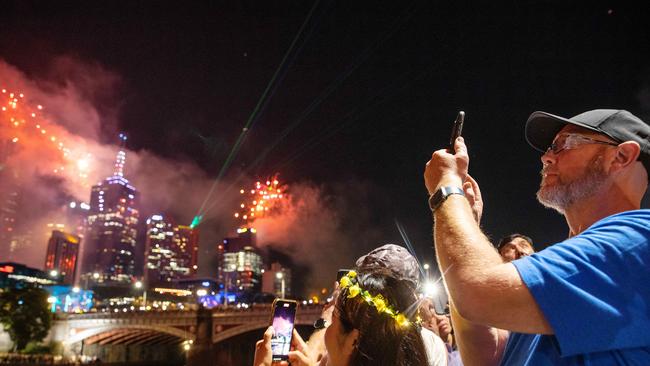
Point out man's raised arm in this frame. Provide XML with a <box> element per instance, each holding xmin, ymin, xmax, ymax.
<box><xmin>424</xmin><ymin>137</ymin><xmax>552</xmax><ymax>335</ymax></box>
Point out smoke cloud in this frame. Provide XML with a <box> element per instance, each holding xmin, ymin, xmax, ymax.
<box><xmin>0</xmin><ymin>57</ymin><xmax>238</xmax><ymax>272</ymax></box>
<box><xmin>253</xmin><ymin>182</ymin><xmax>388</xmax><ymax>295</ymax></box>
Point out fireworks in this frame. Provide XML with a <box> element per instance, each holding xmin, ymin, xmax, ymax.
<box><xmin>1</xmin><ymin>87</ymin><xmax>94</xmax><ymax>185</ymax></box>
<box><xmin>235</xmin><ymin>175</ymin><xmax>287</xmax><ymax>232</ymax></box>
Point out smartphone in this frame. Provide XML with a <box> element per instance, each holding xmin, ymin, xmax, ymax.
<box><xmin>270</xmin><ymin>298</ymin><xmax>298</xmax><ymax>362</ymax></box>
<box><xmin>337</xmin><ymin>269</ymin><xmax>353</xmax><ymax>282</ymax></box>
<box><xmin>449</xmin><ymin>111</ymin><xmax>465</xmax><ymax>153</ymax></box>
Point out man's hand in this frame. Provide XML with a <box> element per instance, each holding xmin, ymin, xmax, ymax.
<box><xmin>463</xmin><ymin>174</ymin><xmax>483</xmax><ymax>224</ymax></box>
<box><xmin>424</xmin><ymin>137</ymin><xmax>469</xmax><ymax>195</ymax></box>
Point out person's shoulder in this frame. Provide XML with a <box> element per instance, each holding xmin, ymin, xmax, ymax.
<box><xmin>420</xmin><ymin>327</ymin><xmax>449</xmax><ymax>366</ymax></box>
<box><xmin>601</xmin><ymin>209</ymin><xmax>650</xmax><ymax>222</ymax></box>
<box><xmin>586</xmin><ymin>209</ymin><xmax>650</xmax><ymax>231</ymax></box>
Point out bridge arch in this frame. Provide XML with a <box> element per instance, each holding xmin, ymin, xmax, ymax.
<box><xmin>66</xmin><ymin>324</ymin><xmax>195</xmax><ymax>345</ymax></box>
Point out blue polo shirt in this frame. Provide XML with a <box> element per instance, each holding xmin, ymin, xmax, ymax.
<box><xmin>501</xmin><ymin>209</ymin><xmax>650</xmax><ymax>365</ymax></box>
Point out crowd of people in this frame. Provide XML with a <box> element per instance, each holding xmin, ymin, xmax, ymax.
<box><xmin>253</xmin><ymin>108</ymin><xmax>650</xmax><ymax>365</ymax></box>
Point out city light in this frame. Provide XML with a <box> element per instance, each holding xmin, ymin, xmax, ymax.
<box><xmin>134</xmin><ymin>281</ymin><xmax>143</xmax><ymax>289</ymax></box>
<box><xmin>49</xmin><ymin>270</ymin><xmax>58</xmax><ymax>277</ymax></box>
<box><xmin>423</xmin><ymin>281</ymin><xmax>440</xmax><ymax>298</ymax></box>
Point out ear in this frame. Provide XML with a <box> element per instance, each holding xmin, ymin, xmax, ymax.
<box><xmin>611</xmin><ymin>141</ymin><xmax>641</xmax><ymax>171</ymax></box>
<box><xmin>342</xmin><ymin>328</ymin><xmax>360</xmax><ymax>358</ymax></box>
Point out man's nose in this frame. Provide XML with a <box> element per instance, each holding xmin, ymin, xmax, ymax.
<box><xmin>541</xmin><ymin>149</ymin><xmax>556</xmax><ymax>166</ymax></box>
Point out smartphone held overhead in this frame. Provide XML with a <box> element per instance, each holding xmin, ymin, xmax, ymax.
<box><xmin>449</xmin><ymin>111</ymin><xmax>465</xmax><ymax>153</ymax></box>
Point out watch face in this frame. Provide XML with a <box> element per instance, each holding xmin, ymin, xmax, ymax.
<box><xmin>313</xmin><ymin>318</ymin><xmax>327</xmax><ymax>329</ymax></box>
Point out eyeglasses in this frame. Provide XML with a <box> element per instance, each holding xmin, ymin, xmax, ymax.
<box><xmin>546</xmin><ymin>133</ymin><xmax>619</xmax><ymax>155</ymax></box>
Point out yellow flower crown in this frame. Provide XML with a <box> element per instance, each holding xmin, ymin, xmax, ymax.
<box><xmin>338</xmin><ymin>270</ymin><xmax>419</xmax><ymax>327</ymax></box>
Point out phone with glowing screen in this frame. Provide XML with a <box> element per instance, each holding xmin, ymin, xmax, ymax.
<box><xmin>270</xmin><ymin>298</ymin><xmax>298</xmax><ymax>362</ymax></box>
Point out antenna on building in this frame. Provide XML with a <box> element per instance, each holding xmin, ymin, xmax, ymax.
<box><xmin>114</xmin><ymin>133</ymin><xmax>128</xmax><ymax>177</ymax></box>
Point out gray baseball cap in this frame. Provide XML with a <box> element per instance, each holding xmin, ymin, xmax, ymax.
<box><xmin>355</xmin><ymin>244</ymin><xmax>420</xmax><ymax>287</ymax></box>
<box><xmin>525</xmin><ymin>109</ymin><xmax>650</xmax><ymax>174</ymax></box>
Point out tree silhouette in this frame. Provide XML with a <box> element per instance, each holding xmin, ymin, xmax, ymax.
<box><xmin>0</xmin><ymin>287</ymin><xmax>52</xmax><ymax>351</ymax></box>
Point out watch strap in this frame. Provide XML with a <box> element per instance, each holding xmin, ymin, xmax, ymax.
<box><xmin>428</xmin><ymin>186</ymin><xmax>465</xmax><ymax>212</ymax></box>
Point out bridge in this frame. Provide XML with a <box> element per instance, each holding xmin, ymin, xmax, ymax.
<box><xmin>50</xmin><ymin>305</ymin><xmax>322</xmax><ymax>364</ymax></box>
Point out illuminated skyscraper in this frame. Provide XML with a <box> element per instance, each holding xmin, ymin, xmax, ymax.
<box><xmin>84</xmin><ymin>134</ymin><xmax>139</xmax><ymax>283</ymax></box>
<box><xmin>223</xmin><ymin>246</ymin><xmax>263</xmax><ymax>292</ymax></box>
<box><xmin>220</xmin><ymin>229</ymin><xmax>262</xmax><ymax>292</ymax></box>
<box><xmin>144</xmin><ymin>215</ymin><xmax>199</xmax><ymax>286</ymax></box>
<box><xmin>44</xmin><ymin>230</ymin><xmax>80</xmax><ymax>286</ymax></box>
<box><xmin>0</xmin><ymin>189</ymin><xmax>19</xmax><ymax>259</ymax></box>
<box><xmin>173</xmin><ymin>225</ymin><xmax>199</xmax><ymax>277</ymax></box>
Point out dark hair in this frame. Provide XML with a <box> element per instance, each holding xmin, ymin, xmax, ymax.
<box><xmin>497</xmin><ymin>233</ymin><xmax>534</xmax><ymax>251</ymax></box>
<box><xmin>336</xmin><ymin>269</ymin><xmax>429</xmax><ymax>366</ymax></box>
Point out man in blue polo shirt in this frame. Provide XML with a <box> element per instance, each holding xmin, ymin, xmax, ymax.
<box><xmin>423</xmin><ymin>109</ymin><xmax>650</xmax><ymax>365</ymax></box>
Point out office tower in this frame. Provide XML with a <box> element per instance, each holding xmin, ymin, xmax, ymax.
<box><xmin>84</xmin><ymin>134</ymin><xmax>139</xmax><ymax>283</ymax></box>
<box><xmin>144</xmin><ymin>215</ymin><xmax>199</xmax><ymax>286</ymax></box>
<box><xmin>44</xmin><ymin>230</ymin><xmax>80</xmax><ymax>285</ymax></box>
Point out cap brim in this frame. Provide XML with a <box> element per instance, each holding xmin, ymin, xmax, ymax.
<box><xmin>525</xmin><ymin>111</ymin><xmax>603</xmax><ymax>152</ymax></box>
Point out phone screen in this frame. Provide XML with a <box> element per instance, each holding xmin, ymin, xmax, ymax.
<box><xmin>271</xmin><ymin>300</ymin><xmax>297</xmax><ymax>361</ymax></box>
<box><xmin>337</xmin><ymin>269</ymin><xmax>352</xmax><ymax>282</ymax></box>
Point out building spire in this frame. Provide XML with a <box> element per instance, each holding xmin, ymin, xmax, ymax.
<box><xmin>114</xmin><ymin>133</ymin><xmax>128</xmax><ymax>177</ymax></box>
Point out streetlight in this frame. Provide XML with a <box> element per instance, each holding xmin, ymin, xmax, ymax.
<box><xmin>49</xmin><ymin>270</ymin><xmax>58</xmax><ymax>278</ymax></box>
<box><xmin>423</xmin><ymin>263</ymin><xmax>430</xmax><ymax>280</ymax></box>
<box><xmin>134</xmin><ymin>281</ymin><xmax>147</xmax><ymax>309</ymax></box>
<box><xmin>276</xmin><ymin>272</ymin><xmax>285</xmax><ymax>299</ymax></box>
<box><xmin>423</xmin><ymin>281</ymin><xmax>439</xmax><ymax>298</ymax></box>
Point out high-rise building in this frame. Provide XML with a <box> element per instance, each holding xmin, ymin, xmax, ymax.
<box><xmin>84</xmin><ymin>134</ymin><xmax>139</xmax><ymax>284</ymax></box>
<box><xmin>173</xmin><ymin>225</ymin><xmax>199</xmax><ymax>277</ymax></box>
<box><xmin>144</xmin><ymin>215</ymin><xmax>199</xmax><ymax>286</ymax></box>
<box><xmin>222</xmin><ymin>245</ymin><xmax>263</xmax><ymax>292</ymax></box>
<box><xmin>219</xmin><ymin>229</ymin><xmax>258</xmax><ymax>291</ymax></box>
<box><xmin>44</xmin><ymin>230</ymin><xmax>81</xmax><ymax>285</ymax></box>
<box><xmin>0</xmin><ymin>191</ymin><xmax>18</xmax><ymax>258</ymax></box>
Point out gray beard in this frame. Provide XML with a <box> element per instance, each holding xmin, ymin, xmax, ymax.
<box><xmin>536</xmin><ymin>156</ymin><xmax>608</xmax><ymax>213</ymax></box>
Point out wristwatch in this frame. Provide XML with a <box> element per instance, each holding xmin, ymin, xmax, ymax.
<box><xmin>428</xmin><ymin>186</ymin><xmax>465</xmax><ymax>212</ymax></box>
<box><xmin>313</xmin><ymin>318</ymin><xmax>328</xmax><ymax>330</ymax></box>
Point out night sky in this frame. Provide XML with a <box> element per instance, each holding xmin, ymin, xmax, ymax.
<box><xmin>1</xmin><ymin>1</ymin><xmax>650</xmax><ymax>289</ymax></box>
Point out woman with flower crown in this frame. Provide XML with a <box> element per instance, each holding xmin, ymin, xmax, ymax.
<box><xmin>254</xmin><ymin>268</ymin><xmax>429</xmax><ymax>366</ymax></box>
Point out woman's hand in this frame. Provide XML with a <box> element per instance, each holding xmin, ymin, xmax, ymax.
<box><xmin>254</xmin><ymin>326</ymin><xmax>289</xmax><ymax>366</ymax></box>
<box><xmin>288</xmin><ymin>329</ymin><xmax>317</xmax><ymax>366</ymax></box>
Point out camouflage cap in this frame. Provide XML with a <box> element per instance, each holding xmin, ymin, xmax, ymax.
<box><xmin>355</xmin><ymin>244</ymin><xmax>420</xmax><ymax>288</ymax></box>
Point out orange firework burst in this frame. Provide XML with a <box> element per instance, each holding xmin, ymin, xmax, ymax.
<box><xmin>1</xmin><ymin>87</ymin><xmax>94</xmax><ymax>186</ymax></box>
<box><xmin>234</xmin><ymin>175</ymin><xmax>287</xmax><ymax>232</ymax></box>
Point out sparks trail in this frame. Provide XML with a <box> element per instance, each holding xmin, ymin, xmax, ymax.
<box><xmin>233</xmin><ymin>174</ymin><xmax>288</xmax><ymax>232</ymax></box>
<box><xmin>192</xmin><ymin>0</ymin><xmax>324</xmax><ymax>227</ymax></box>
<box><xmin>0</xmin><ymin>87</ymin><xmax>94</xmax><ymax>187</ymax></box>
